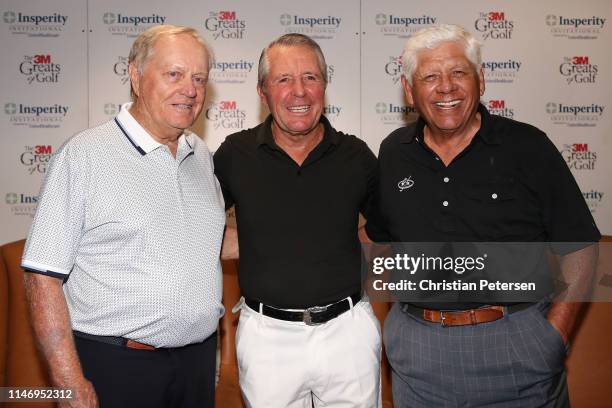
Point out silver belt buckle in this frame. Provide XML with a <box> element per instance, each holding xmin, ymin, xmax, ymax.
<box><xmin>303</xmin><ymin>305</ymin><xmax>327</xmax><ymax>326</ymax></box>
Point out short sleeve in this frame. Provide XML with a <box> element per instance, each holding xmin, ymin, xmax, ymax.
<box><xmin>532</xmin><ymin>133</ymin><xmax>600</xmax><ymax>251</ymax></box>
<box><xmin>21</xmin><ymin>141</ymin><xmax>88</xmax><ymax>278</ymax></box>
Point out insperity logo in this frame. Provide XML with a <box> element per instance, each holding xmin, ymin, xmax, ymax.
<box><xmin>546</xmin><ymin>102</ymin><xmax>604</xmax><ymax>127</ymax></box>
<box><xmin>3</xmin><ymin>10</ymin><xmax>67</xmax><ymax>37</ymax></box>
<box><xmin>374</xmin><ymin>13</ymin><xmax>437</xmax><ymax>38</ymax></box>
<box><xmin>205</xmin><ymin>100</ymin><xmax>246</xmax><ymax>130</ymax></box>
<box><xmin>481</xmin><ymin>59</ymin><xmax>521</xmax><ymax>84</ymax></box>
<box><xmin>204</xmin><ymin>11</ymin><xmax>246</xmax><ymax>40</ymax></box>
<box><xmin>559</xmin><ymin>56</ymin><xmax>598</xmax><ymax>84</ymax></box>
<box><xmin>210</xmin><ymin>59</ymin><xmax>254</xmax><ymax>85</ymax></box>
<box><xmin>19</xmin><ymin>54</ymin><xmax>61</xmax><ymax>84</ymax></box>
<box><xmin>375</xmin><ymin>102</ymin><xmax>418</xmax><ymax>127</ymax></box>
<box><xmin>20</xmin><ymin>145</ymin><xmax>53</xmax><ymax>175</ymax></box>
<box><xmin>560</xmin><ymin>143</ymin><xmax>597</xmax><ymax>171</ymax></box>
<box><xmin>5</xmin><ymin>192</ymin><xmax>38</xmax><ymax>217</ymax></box>
<box><xmin>486</xmin><ymin>100</ymin><xmax>514</xmax><ymax>119</ymax></box>
<box><xmin>546</xmin><ymin>14</ymin><xmax>606</xmax><ymax>40</ymax></box>
<box><xmin>102</xmin><ymin>11</ymin><xmax>165</xmax><ymax>38</ymax></box>
<box><xmin>4</xmin><ymin>102</ymin><xmax>68</xmax><ymax>129</ymax></box>
<box><xmin>582</xmin><ymin>190</ymin><xmax>605</xmax><ymax>213</ymax></box>
<box><xmin>103</xmin><ymin>103</ymin><xmax>121</xmax><ymax>116</ymax></box>
<box><xmin>474</xmin><ymin>11</ymin><xmax>514</xmax><ymax>40</ymax></box>
<box><xmin>279</xmin><ymin>13</ymin><xmax>341</xmax><ymax>40</ymax></box>
<box><xmin>323</xmin><ymin>104</ymin><xmax>342</xmax><ymax>121</ymax></box>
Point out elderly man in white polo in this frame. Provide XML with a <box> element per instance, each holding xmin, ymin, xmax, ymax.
<box><xmin>22</xmin><ymin>25</ymin><xmax>228</xmax><ymax>408</ymax></box>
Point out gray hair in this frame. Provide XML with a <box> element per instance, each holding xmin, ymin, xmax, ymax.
<box><xmin>401</xmin><ymin>24</ymin><xmax>482</xmax><ymax>86</ymax></box>
<box><xmin>128</xmin><ymin>24</ymin><xmax>213</xmax><ymax>100</ymax></box>
<box><xmin>257</xmin><ymin>33</ymin><xmax>327</xmax><ymax>90</ymax></box>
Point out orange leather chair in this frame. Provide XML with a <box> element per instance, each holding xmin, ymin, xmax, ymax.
<box><xmin>215</xmin><ymin>260</ymin><xmax>244</xmax><ymax>407</ymax></box>
<box><xmin>0</xmin><ymin>242</ymin><xmax>8</xmax><ymax>388</ymax></box>
<box><xmin>567</xmin><ymin>302</ymin><xmax>612</xmax><ymax>407</ymax></box>
<box><xmin>566</xmin><ymin>235</ymin><xmax>612</xmax><ymax>407</ymax></box>
<box><xmin>0</xmin><ymin>239</ymin><xmax>55</xmax><ymax>408</ymax></box>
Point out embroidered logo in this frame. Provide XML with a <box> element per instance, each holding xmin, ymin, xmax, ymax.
<box><xmin>398</xmin><ymin>176</ymin><xmax>414</xmax><ymax>191</ymax></box>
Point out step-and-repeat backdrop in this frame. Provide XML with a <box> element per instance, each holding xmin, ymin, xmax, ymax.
<box><xmin>1</xmin><ymin>0</ymin><xmax>610</xmax><ymax>243</ymax></box>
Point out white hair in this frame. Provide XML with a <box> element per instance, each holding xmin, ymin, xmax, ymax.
<box><xmin>401</xmin><ymin>24</ymin><xmax>482</xmax><ymax>86</ymax></box>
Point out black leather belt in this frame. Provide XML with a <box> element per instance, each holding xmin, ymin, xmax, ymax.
<box><xmin>245</xmin><ymin>293</ymin><xmax>361</xmax><ymax>326</ymax></box>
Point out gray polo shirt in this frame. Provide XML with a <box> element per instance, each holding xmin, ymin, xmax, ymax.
<box><xmin>22</xmin><ymin>103</ymin><xmax>226</xmax><ymax>347</ymax></box>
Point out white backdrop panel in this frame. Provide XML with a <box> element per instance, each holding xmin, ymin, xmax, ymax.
<box><xmin>0</xmin><ymin>0</ymin><xmax>610</xmax><ymax>244</ymax></box>
<box><xmin>0</xmin><ymin>0</ymin><xmax>87</xmax><ymax>244</ymax></box>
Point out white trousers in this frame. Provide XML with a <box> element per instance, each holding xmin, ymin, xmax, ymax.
<box><xmin>236</xmin><ymin>299</ymin><xmax>382</xmax><ymax>408</ymax></box>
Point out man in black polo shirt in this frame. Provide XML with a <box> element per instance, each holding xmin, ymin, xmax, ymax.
<box><xmin>214</xmin><ymin>34</ymin><xmax>380</xmax><ymax>407</ymax></box>
<box><xmin>366</xmin><ymin>24</ymin><xmax>600</xmax><ymax>407</ymax></box>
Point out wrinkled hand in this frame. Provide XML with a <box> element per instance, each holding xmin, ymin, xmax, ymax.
<box><xmin>59</xmin><ymin>379</ymin><xmax>98</xmax><ymax>408</ymax></box>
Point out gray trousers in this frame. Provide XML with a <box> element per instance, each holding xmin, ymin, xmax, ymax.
<box><xmin>384</xmin><ymin>301</ymin><xmax>569</xmax><ymax>407</ymax></box>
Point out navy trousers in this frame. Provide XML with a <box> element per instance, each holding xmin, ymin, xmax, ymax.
<box><xmin>75</xmin><ymin>332</ymin><xmax>217</xmax><ymax>408</ymax></box>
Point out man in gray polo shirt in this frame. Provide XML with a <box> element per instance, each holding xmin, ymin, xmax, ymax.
<box><xmin>22</xmin><ymin>25</ymin><xmax>226</xmax><ymax>408</ymax></box>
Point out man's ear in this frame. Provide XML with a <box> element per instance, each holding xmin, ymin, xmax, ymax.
<box><xmin>478</xmin><ymin>66</ymin><xmax>485</xmax><ymax>96</ymax></box>
<box><xmin>401</xmin><ymin>75</ymin><xmax>415</xmax><ymax>106</ymax></box>
<box><xmin>257</xmin><ymin>84</ymin><xmax>268</xmax><ymax>109</ymax></box>
<box><xmin>128</xmin><ymin>63</ymin><xmax>141</xmax><ymax>99</ymax></box>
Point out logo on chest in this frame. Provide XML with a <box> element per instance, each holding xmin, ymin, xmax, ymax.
<box><xmin>397</xmin><ymin>176</ymin><xmax>414</xmax><ymax>191</ymax></box>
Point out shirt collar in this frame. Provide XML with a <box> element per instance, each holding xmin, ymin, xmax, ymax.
<box><xmin>115</xmin><ymin>102</ymin><xmax>194</xmax><ymax>155</ymax></box>
<box><xmin>255</xmin><ymin>115</ymin><xmax>341</xmax><ymax>148</ymax></box>
<box><xmin>400</xmin><ymin>103</ymin><xmax>501</xmax><ymax>145</ymax></box>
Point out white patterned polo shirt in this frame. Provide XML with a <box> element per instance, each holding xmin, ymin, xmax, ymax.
<box><xmin>22</xmin><ymin>103</ymin><xmax>226</xmax><ymax>347</ymax></box>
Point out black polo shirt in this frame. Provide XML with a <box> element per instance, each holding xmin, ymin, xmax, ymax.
<box><xmin>214</xmin><ymin>115</ymin><xmax>377</xmax><ymax>308</ymax></box>
<box><xmin>366</xmin><ymin>104</ymin><xmax>600</xmax><ymax>308</ymax></box>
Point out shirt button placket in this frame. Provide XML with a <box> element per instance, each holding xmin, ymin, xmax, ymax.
<box><xmin>442</xmin><ymin>176</ymin><xmax>450</xmax><ymax>208</ymax></box>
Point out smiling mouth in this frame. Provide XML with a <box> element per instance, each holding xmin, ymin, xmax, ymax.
<box><xmin>287</xmin><ymin>105</ymin><xmax>310</xmax><ymax>113</ymax></box>
<box><xmin>172</xmin><ymin>103</ymin><xmax>193</xmax><ymax>110</ymax></box>
<box><xmin>435</xmin><ymin>100</ymin><xmax>461</xmax><ymax>109</ymax></box>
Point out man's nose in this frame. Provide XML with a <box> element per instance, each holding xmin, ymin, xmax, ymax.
<box><xmin>181</xmin><ymin>77</ymin><xmax>197</xmax><ymax>97</ymax></box>
<box><xmin>292</xmin><ymin>78</ymin><xmax>306</xmax><ymax>96</ymax></box>
<box><xmin>437</xmin><ymin>73</ymin><xmax>457</xmax><ymax>93</ymax></box>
